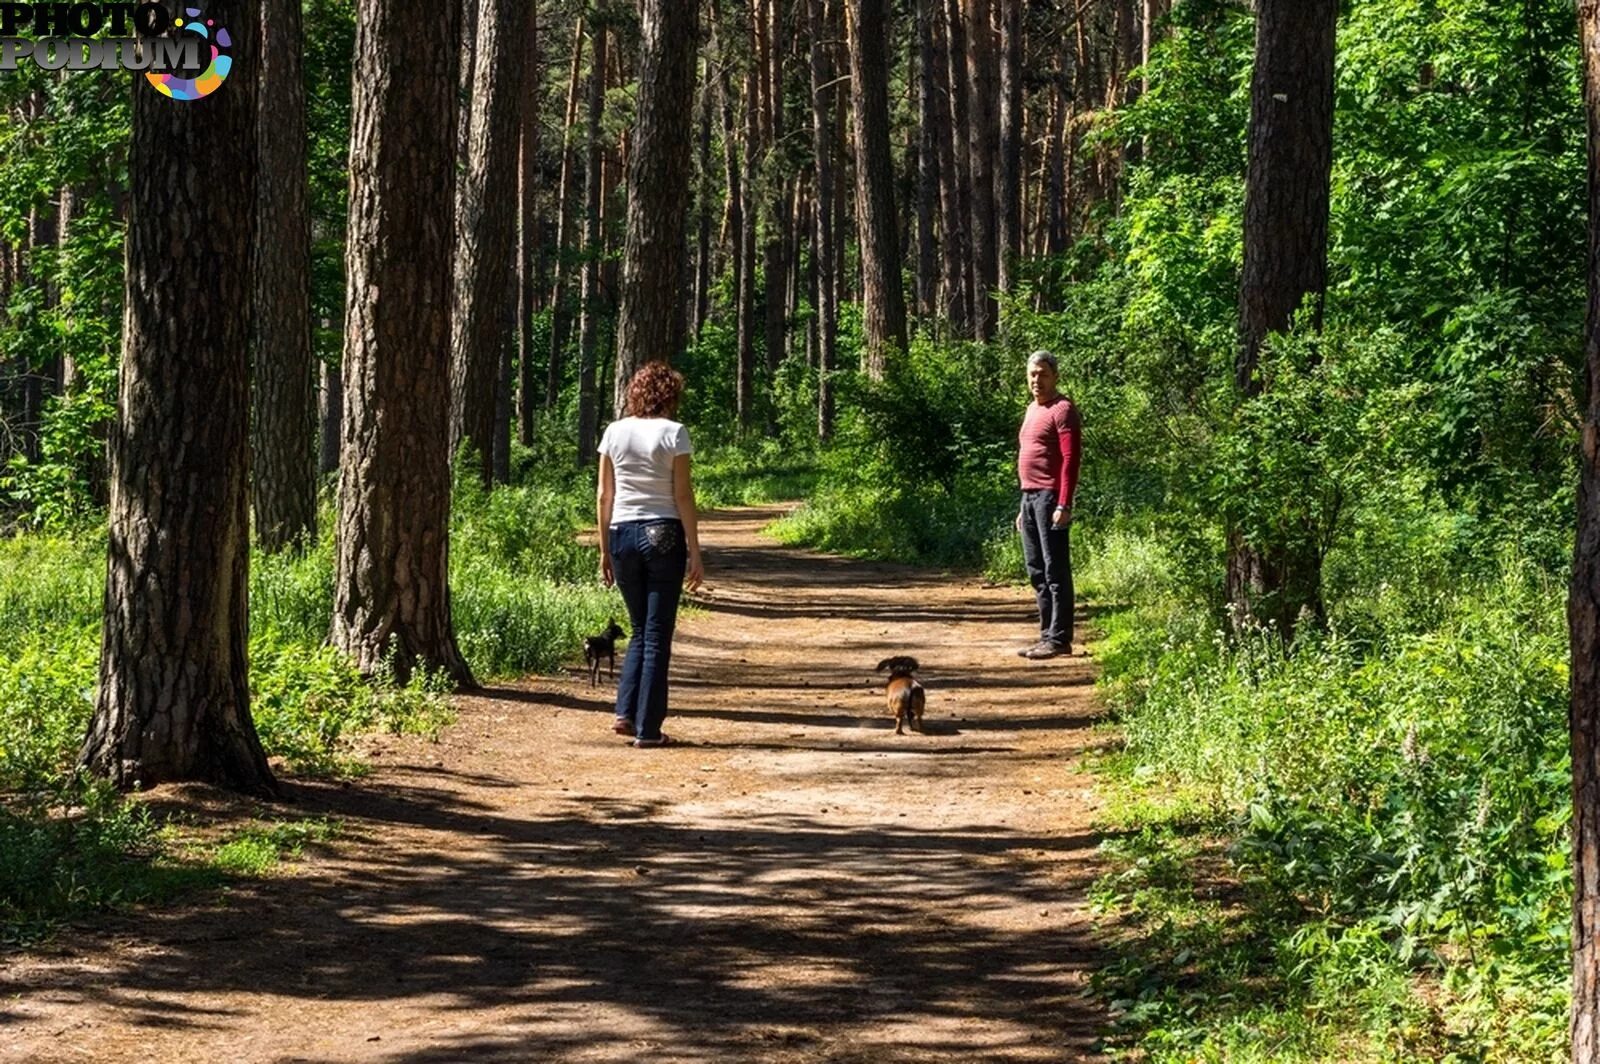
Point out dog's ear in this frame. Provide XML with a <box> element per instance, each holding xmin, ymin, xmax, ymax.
<box><xmin>875</xmin><ymin>658</ymin><xmax>892</xmax><ymax>672</ymax></box>
<box><xmin>903</xmin><ymin>657</ymin><xmax>919</xmax><ymax>673</ymax></box>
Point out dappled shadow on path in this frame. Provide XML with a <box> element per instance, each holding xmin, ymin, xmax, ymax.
<box><xmin>9</xmin><ymin>774</ymin><xmax>1107</xmax><ymax>1061</ymax></box>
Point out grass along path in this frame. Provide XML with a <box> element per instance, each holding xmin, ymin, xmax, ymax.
<box><xmin>2</xmin><ymin>504</ymin><xmax>1110</xmax><ymax>1063</ymax></box>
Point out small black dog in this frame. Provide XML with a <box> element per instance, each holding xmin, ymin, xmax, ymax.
<box><xmin>584</xmin><ymin>618</ymin><xmax>628</xmax><ymax>686</ymax></box>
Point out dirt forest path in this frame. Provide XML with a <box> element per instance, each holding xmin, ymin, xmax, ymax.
<box><xmin>5</xmin><ymin>505</ymin><xmax>1112</xmax><ymax>1063</ymax></box>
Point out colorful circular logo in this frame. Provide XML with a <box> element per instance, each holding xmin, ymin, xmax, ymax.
<box><xmin>146</xmin><ymin>7</ymin><xmax>231</xmax><ymax>100</ymax></box>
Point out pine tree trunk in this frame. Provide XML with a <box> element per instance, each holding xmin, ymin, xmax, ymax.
<box><xmin>80</xmin><ymin>0</ymin><xmax>276</xmax><ymax>796</ymax></box>
<box><xmin>1574</xmin><ymin>6</ymin><xmax>1600</xmax><ymax>1059</ymax></box>
<box><xmin>1227</xmin><ymin>0</ymin><xmax>1336</xmax><ymax>630</ymax></box>
<box><xmin>809</xmin><ymin>0</ymin><xmax>839</xmax><ymax>438</ymax></box>
<box><xmin>915</xmin><ymin>0</ymin><xmax>939</xmax><ymax>320</ymax></box>
<box><xmin>576</xmin><ymin>22</ymin><xmax>608</xmax><ymax>463</ymax></box>
<box><xmin>762</xmin><ymin>0</ymin><xmax>790</xmax><ymax>379</ymax></box>
<box><xmin>846</xmin><ymin>0</ymin><xmax>908</xmax><ymax>377</ymax></box>
<box><xmin>547</xmin><ymin>18</ymin><xmax>586</xmax><ymax>408</ymax></box>
<box><xmin>252</xmin><ymin>0</ymin><xmax>317</xmax><ymax>552</ymax></box>
<box><xmin>319</xmin><ymin>356</ymin><xmax>342</xmax><ymax>476</ymax></box>
<box><xmin>615</xmin><ymin>0</ymin><xmax>699</xmax><ymax>411</ymax></box>
<box><xmin>737</xmin><ymin>62</ymin><xmax>760</xmax><ymax>428</ymax></box>
<box><xmin>693</xmin><ymin>74</ymin><xmax>715</xmax><ymax>340</ymax></box>
<box><xmin>943</xmin><ymin>0</ymin><xmax>977</xmax><ymax>338</ymax></box>
<box><xmin>333</xmin><ymin>0</ymin><xmax>474</xmax><ymax>687</ymax></box>
<box><xmin>450</xmin><ymin>0</ymin><xmax>529</xmax><ymax>487</ymax></box>
<box><xmin>997</xmin><ymin>0</ymin><xmax>1022</xmax><ymax>296</ymax></box>
<box><xmin>966</xmin><ymin>0</ymin><xmax>999</xmax><ymax>338</ymax></box>
<box><xmin>517</xmin><ymin>0</ymin><xmax>541</xmax><ymax>448</ymax></box>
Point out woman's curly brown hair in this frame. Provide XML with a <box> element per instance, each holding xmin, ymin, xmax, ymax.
<box><xmin>624</xmin><ymin>360</ymin><xmax>685</xmax><ymax>418</ymax></box>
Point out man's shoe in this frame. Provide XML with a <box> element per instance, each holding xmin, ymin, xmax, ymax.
<box><xmin>1023</xmin><ymin>641</ymin><xmax>1069</xmax><ymax>660</ymax></box>
<box><xmin>1016</xmin><ymin>634</ymin><xmax>1050</xmax><ymax>657</ymax></box>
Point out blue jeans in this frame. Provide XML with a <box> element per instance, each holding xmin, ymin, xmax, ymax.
<box><xmin>610</xmin><ymin>519</ymin><xmax>687</xmax><ymax>741</ymax></box>
<box><xmin>1019</xmin><ymin>489</ymin><xmax>1073</xmax><ymax>647</ymax></box>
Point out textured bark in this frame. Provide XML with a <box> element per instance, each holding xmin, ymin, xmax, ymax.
<box><xmin>965</xmin><ymin>0</ymin><xmax>999</xmax><ymax>338</ymax></box>
<box><xmin>547</xmin><ymin>18</ymin><xmax>586</xmax><ymax>408</ymax></box>
<box><xmin>1047</xmin><ymin>46</ymin><xmax>1068</xmax><ymax>255</ymax></box>
<box><xmin>996</xmin><ymin>0</ymin><xmax>1022</xmax><ymax>295</ymax></box>
<box><xmin>80</xmin><ymin>0</ymin><xmax>275</xmax><ymax>796</ymax></box>
<box><xmin>450</xmin><ymin>0</ymin><xmax>529</xmax><ymax>487</ymax></box>
<box><xmin>1227</xmin><ymin>0</ymin><xmax>1336</xmax><ymax>630</ymax></box>
<box><xmin>808</xmin><ymin>0</ymin><xmax>839</xmax><ymax>438</ymax></box>
<box><xmin>252</xmin><ymin>0</ymin><xmax>317</xmax><ymax>552</ymax></box>
<box><xmin>1575</xmin><ymin>9</ymin><xmax>1600</xmax><ymax>1059</ymax></box>
<box><xmin>333</xmin><ymin>0</ymin><xmax>473</xmax><ymax>687</ymax></box>
<box><xmin>576</xmin><ymin>22</ymin><xmax>608</xmax><ymax>463</ymax></box>
<box><xmin>847</xmin><ymin>0</ymin><xmax>908</xmax><ymax>377</ymax></box>
<box><xmin>614</xmin><ymin>0</ymin><xmax>699</xmax><ymax>413</ymax></box>
<box><xmin>517</xmin><ymin>0</ymin><xmax>541</xmax><ymax>447</ymax></box>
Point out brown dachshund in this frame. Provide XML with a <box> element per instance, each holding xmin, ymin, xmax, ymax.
<box><xmin>876</xmin><ymin>656</ymin><xmax>926</xmax><ymax>735</ymax></box>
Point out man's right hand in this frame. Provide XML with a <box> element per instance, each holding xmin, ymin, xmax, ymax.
<box><xmin>1015</xmin><ymin>510</ymin><xmax>1024</xmax><ymax>532</ymax></box>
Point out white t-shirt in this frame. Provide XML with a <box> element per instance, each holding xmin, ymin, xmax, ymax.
<box><xmin>598</xmin><ymin>417</ymin><xmax>694</xmax><ymax>523</ymax></box>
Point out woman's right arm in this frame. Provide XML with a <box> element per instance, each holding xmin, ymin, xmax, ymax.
<box><xmin>672</xmin><ymin>453</ymin><xmax>704</xmax><ymax>592</ymax></box>
<box><xmin>597</xmin><ymin>454</ymin><xmax>616</xmax><ymax>587</ymax></box>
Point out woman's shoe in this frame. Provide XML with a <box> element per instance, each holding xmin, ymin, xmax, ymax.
<box><xmin>632</xmin><ymin>734</ymin><xmax>675</xmax><ymax>747</ymax></box>
<box><xmin>612</xmin><ymin>718</ymin><xmax>633</xmax><ymax>736</ymax></box>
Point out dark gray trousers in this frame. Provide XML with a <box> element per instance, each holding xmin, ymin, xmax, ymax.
<box><xmin>1020</xmin><ymin>489</ymin><xmax>1073</xmax><ymax>647</ymax></box>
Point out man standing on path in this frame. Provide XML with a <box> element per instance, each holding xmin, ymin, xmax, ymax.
<box><xmin>1015</xmin><ymin>350</ymin><xmax>1081</xmax><ymax>659</ymax></box>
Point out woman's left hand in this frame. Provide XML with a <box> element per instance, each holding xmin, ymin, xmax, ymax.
<box><xmin>685</xmin><ymin>554</ymin><xmax>704</xmax><ymax>592</ymax></box>
<box><xmin>600</xmin><ymin>553</ymin><xmax>615</xmax><ymax>588</ymax></box>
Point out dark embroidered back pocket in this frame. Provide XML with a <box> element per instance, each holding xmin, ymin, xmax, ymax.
<box><xmin>643</xmin><ymin>521</ymin><xmax>680</xmax><ymax>555</ymax></box>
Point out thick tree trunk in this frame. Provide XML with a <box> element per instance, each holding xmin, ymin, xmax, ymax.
<box><xmin>1227</xmin><ymin>0</ymin><xmax>1336</xmax><ymax>630</ymax></box>
<box><xmin>576</xmin><ymin>22</ymin><xmax>608</xmax><ymax>463</ymax></box>
<box><xmin>252</xmin><ymin>0</ymin><xmax>318</xmax><ymax>552</ymax></box>
<box><xmin>615</xmin><ymin>0</ymin><xmax>699</xmax><ymax>411</ymax></box>
<box><xmin>80</xmin><ymin>0</ymin><xmax>275</xmax><ymax>796</ymax></box>
<box><xmin>966</xmin><ymin>0</ymin><xmax>999</xmax><ymax>338</ymax></box>
<box><xmin>517</xmin><ymin>0</ymin><xmax>541</xmax><ymax>448</ymax></box>
<box><xmin>333</xmin><ymin>0</ymin><xmax>474</xmax><ymax>687</ymax></box>
<box><xmin>997</xmin><ymin>0</ymin><xmax>1022</xmax><ymax>296</ymax></box>
<box><xmin>547</xmin><ymin>18</ymin><xmax>586</xmax><ymax>408</ymax></box>
<box><xmin>1574</xmin><ymin>8</ymin><xmax>1600</xmax><ymax>1060</ymax></box>
<box><xmin>809</xmin><ymin>0</ymin><xmax>839</xmax><ymax>438</ymax></box>
<box><xmin>846</xmin><ymin>0</ymin><xmax>908</xmax><ymax>377</ymax></box>
<box><xmin>450</xmin><ymin>0</ymin><xmax>529</xmax><ymax>487</ymax></box>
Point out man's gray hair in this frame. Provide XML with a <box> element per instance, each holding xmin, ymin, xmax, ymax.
<box><xmin>1027</xmin><ymin>350</ymin><xmax>1058</xmax><ymax>372</ymax></box>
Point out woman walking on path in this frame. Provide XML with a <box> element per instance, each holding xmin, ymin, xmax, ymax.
<box><xmin>597</xmin><ymin>363</ymin><xmax>705</xmax><ymax>747</ymax></box>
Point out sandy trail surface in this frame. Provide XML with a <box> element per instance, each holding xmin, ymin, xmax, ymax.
<box><xmin>3</xmin><ymin>505</ymin><xmax>1110</xmax><ymax>1063</ymax></box>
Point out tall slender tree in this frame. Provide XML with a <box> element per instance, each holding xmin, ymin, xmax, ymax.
<box><xmin>1573</xmin><ymin>8</ymin><xmax>1600</xmax><ymax>1057</ymax></box>
<box><xmin>846</xmin><ymin>0</ymin><xmax>907</xmax><ymax>376</ymax></box>
<box><xmin>808</xmin><ymin>0</ymin><xmax>840</xmax><ymax>435</ymax></box>
<box><xmin>516</xmin><ymin>0</ymin><xmax>541</xmax><ymax>447</ymax></box>
<box><xmin>80</xmin><ymin>0</ymin><xmax>275</xmax><ymax>794</ymax></box>
<box><xmin>547</xmin><ymin>18</ymin><xmax>586</xmax><ymax>408</ymax></box>
<box><xmin>451</xmin><ymin>0</ymin><xmax>530</xmax><ymax>487</ymax></box>
<box><xmin>1228</xmin><ymin>0</ymin><xmax>1337</xmax><ymax>629</ymax></box>
<box><xmin>252</xmin><ymin>0</ymin><xmax>317</xmax><ymax>552</ymax></box>
<box><xmin>576</xmin><ymin>19</ymin><xmax>609</xmax><ymax>462</ymax></box>
<box><xmin>333</xmin><ymin>0</ymin><xmax>474</xmax><ymax>686</ymax></box>
<box><xmin>966</xmin><ymin>0</ymin><xmax>999</xmax><ymax>338</ymax></box>
<box><xmin>996</xmin><ymin>0</ymin><xmax>1022</xmax><ymax>295</ymax></box>
<box><xmin>615</xmin><ymin>0</ymin><xmax>700</xmax><ymax>411</ymax></box>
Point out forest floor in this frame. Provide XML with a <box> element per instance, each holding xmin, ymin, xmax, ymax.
<box><xmin>2</xmin><ymin>505</ymin><xmax>1111</xmax><ymax>1063</ymax></box>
